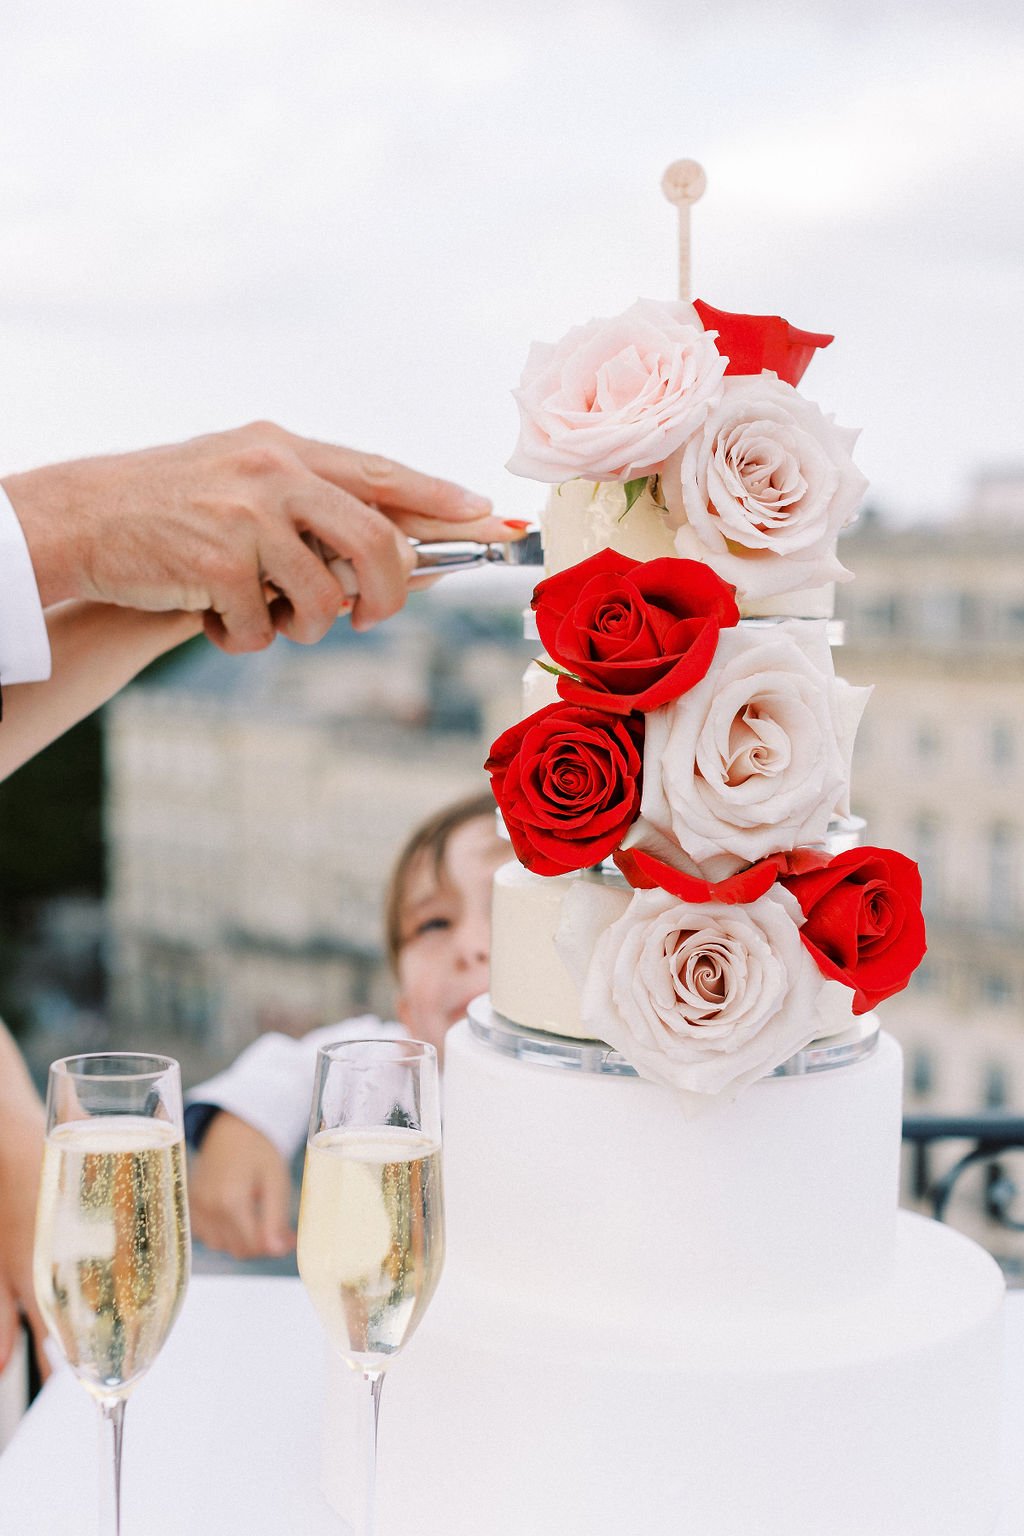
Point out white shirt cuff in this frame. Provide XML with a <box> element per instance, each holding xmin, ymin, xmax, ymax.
<box><xmin>0</xmin><ymin>485</ymin><xmax>51</xmax><ymax>685</ymax></box>
<box><xmin>186</xmin><ymin>1016</ymin><xmax>405</xmax><ymax>1162</ymax></box>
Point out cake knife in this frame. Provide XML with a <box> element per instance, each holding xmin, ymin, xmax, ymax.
<box><xmin>324</xmin><ymin>528</ymin><xmax>544</xmax><ymax>600</ymax></box>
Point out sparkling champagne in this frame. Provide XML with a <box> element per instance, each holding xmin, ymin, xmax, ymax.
<box><xmin>34</xmin><ymin>1116</ymin><xmax>190</xmax><ymax>1399</ymax></box>
<box><xmin>297</xmin><ymin>1126</ymin><xmax>444</xmax><ymax>1370</ymax></box>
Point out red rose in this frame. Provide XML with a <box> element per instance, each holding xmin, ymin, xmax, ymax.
<box><xmin>613</xmin><ymin>845</ymin><xmax>785</xmax><ymax>904</ymax></box>
<box><xmin>694</xmin><ymin>299</ymin><xmax>833</xmax><ymax>387</ymax></box>
<box><xmin>780</xmin><ymin>846</ymin><xmax>927</xmax><ymax>1014</ymax></box>
<box><xmin>486</xmin><ymin>703</ymin><xmax>643</xmax><ymax>876</ymax></box>
<box><xmin>531</xmin><ymin>549</ymin><xmax>739</xmax><ymax>715</ymax></box>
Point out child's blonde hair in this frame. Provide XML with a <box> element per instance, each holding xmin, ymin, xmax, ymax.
<box><xmin>383</xmin><ymin>792</ymin><xmax>499</xmax><ymax>973</ymax></box>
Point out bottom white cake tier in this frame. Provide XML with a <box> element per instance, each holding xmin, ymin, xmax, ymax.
<box><xmin>322</xmin><ymin>1209</ymin><xmax>1004</xmax><ymax>1536</ymax></box>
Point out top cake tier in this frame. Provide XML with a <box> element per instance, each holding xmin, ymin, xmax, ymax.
<box><xmin>508</xmin><ymin>297</ymin><xmax>867</xmax><ymax>620</ymax></box>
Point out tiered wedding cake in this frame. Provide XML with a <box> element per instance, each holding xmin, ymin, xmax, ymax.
<box><xmin>325</xmin><ymin>174</ymin><xmax>1005</xmax><ymax>1536</ymax></box>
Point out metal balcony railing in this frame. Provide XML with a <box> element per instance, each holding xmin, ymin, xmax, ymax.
<box><xmin>903</xmin><ymin>1113</ymin><xmax>1024</xmax><ymax>1230</ymax></box>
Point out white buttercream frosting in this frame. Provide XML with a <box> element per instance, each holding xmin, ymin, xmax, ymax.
<box><xmin>540</xmin><ymin>478</ymin><xmax>838</xmax><ymax>618</ymax></box>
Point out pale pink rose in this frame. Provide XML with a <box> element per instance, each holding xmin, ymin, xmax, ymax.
<box><xmin>558</xmin><ymin>881</ymin><xmax>852</xmax><ymax>1110</ymax></box>
<box><xmin>635</xmin><ymin>621</ymin><xmax>869</xmax><ymax>881</ymax></box>
<box><xmin>661</xmin><ymin>374</ymin><xmax>868</xmax><ymax>600</ymax></box>
<box><xmin>507</xmin><ymin>298</ymin><xmax>726</xmax><ymax>484</ymax></box>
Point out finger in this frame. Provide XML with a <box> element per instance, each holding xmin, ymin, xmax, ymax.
<box><xmin>192</xmin><ymin>1194</ymin><xmax>253</xmax><ymax>1260</ymax></box>
<box><xmin>188</xmin><ymin>1199</ymin><xmax>224</xmax><ymax>1251</ymax></box>
<box><xmin>202</xmin><ymin>573</ymin><xmax>276</xmax><ymax>655</ymax></box>
<box><xmin>382</xmin><ymin>511</ymin><xmax>530</xmax><ymax>544</ymax></box>
<box><xmin>406</xmin><ymin>571</ymin><xmax>445</xmax><ymax>592</ymax></box>
<box><xmin>256</xmin><ymin>1164</ymin><xmax>296</xmax><ymax>1257</ymax></box>
<box><xmin>258</xmin><ymin>534</ymin><xmax>350</xmax><ymax>644</ymax></box>
<box><xmin>283</xmin><ymin>438</ymin><xmax>492</xmax><ymax>522</ymax></box>
<box><xmin>225</xmin><ymin>1197</ymin><xmax>265</xmax><ymax>1261</ymax></box>
<box><xmin>298</xmin><ymin>488</ymin><xmax>416</xmax><ymax>632</ymax></box>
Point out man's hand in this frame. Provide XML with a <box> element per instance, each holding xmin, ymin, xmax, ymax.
<box><xmin>189</xmin><ymin>1112</ymin><xmax>295</xmax><ymax>1261</ymax></box>
<box><xmin>0</xmin><ymin>1033</ymin><xmax>48</xmax><ymax>1379</ymax></box>
<box><xmin>3</xmin><ymin>422</ymin><xmax>507</xmax><ymax>654</ymax></box>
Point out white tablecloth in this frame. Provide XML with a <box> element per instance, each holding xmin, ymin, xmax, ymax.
<box><xmin>0</xmin><ymin>1277</ymin><xmax>1021</xmax><ymax>1534</ymax></box>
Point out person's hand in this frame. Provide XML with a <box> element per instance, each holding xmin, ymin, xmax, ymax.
<box><xmin>3</xmin><ymin>422</ymin><xmax>510</xmax><ymax>654</ymax></box>
<box><xmin>0</xmin><ymin>1045</ymin><xmax>49</xmax><ymax>1380</ymax></box>
<box><xmin>189</xmin><ymin>1111</ymin><xmax>295</xmax><ymax>1260</ymax></box>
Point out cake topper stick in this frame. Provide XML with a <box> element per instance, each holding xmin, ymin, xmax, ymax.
<box><xmin>661</xmin><ymin>159</ymin><xmax>707</xmax><ymax>302</ymax></box>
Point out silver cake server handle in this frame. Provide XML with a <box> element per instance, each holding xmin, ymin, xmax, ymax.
<box><xmin>324</xmin><ymin>529</ymin><xmax>543</xmax><ymax>599</ymax></box>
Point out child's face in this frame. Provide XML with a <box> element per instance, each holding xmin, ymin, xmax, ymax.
<box><xmin>395</xmin><ymin>816</ymin><xmax>507</xmax><ymax>1060</ymax></box>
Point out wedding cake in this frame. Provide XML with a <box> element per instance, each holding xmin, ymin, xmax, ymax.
<box><xmin>323</xmin><ymin>195</ymin><xmax>1005</xmax><ymax>1536</ymax></box>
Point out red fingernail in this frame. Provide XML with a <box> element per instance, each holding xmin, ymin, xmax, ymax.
<box><xmin>503</xmin><ymin>519</ymin><xmax>531</xmax><ymax>530</ymax></box>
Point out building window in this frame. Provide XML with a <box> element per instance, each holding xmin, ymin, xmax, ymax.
<box><xmin>856</xmin><ymin>595</ymin><xmax>904</xmax><ymax>637</ymax></box>
<box><xmin>987</xmin><ymin>823</ymin><xmax>1017</xmax><ymax>929</ymax></box>
<box><xmin>991</xmin><ymin>721</ymin><xmax>1015</xmax><ymax>768</ymax></box>
<box><xmin>912</xmin><ymin>815</ymin><xmax>942</xmax><ymax>915</ymax></box>
<box><xmin>911</xmin><ymin>956</ymin><xmax>938</xmax><ymax>994</ymax></box>
<box><xmin>910</xmin><ymin>1047</ymin><xmax>934</xmax><ymax>1098</ymax></box>
<box><xmin>915</xmin><ymin>722</ymin><xmax>940</xmax><ymax>762</ymax></box>
<box><xmin>918</xmin><ymin>589</ymin><xmax>961</xmax><ymax>643</ymax></box>
<box><xmin>981</xmin><ymin>971</ymin><xmax>1013</xmax><ymax>1007</ymax></box>
<box><xmin>984</xmin><ymin>1062</ymin><xmax>1010</xmax><ymax>1110</ymax></box>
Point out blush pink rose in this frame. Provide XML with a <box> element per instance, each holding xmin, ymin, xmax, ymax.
<box><xmin>557</xmin><ymin>881</ymin><xmax>852</xmax><ymax>1111</ymax></box>
<box><xmin>635</xmin><ymin>621</ymin><xmax>869</xmax><ymax>881</ymax></box>
<box><xmin>661</xmin><ymin>375</ymin><xmax>868</xmax><ymax>602</ymax></box>
<box><xmin>507</xmin><ymin>298</ymin><xmax>726</xmax><ymax>485</ymax></box>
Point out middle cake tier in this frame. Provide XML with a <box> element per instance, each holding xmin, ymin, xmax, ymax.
<box><xmin>447</xmin><ymin>1013</ymin><xmax>900</xmax><ymax>1314</ymax></box>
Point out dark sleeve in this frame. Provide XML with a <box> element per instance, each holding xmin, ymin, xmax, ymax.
<box><xmin>184</xmin><ymin>1101</ymin><xmax>222</xmax><ymax>1150</ymax></box>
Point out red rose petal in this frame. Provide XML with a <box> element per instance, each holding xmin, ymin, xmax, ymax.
<box><xmin>617</xmin><ymin>846</ymin><xmax>786</xmax><ymax>904</ymax></box>
<box><xmin>693</xmin><ymin>299</ymin><xmax>833</xmax><ymax>387</ymax></box>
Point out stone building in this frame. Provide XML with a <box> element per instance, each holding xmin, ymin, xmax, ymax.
<box><xmin>104</xmin><ymin>596</ymin><xmax>531</xmax><ymax>1076</ymax></box>
<box><xmin>838</xmin><ymin>468</ymin><xmax>1024</xmax><ymax>1114</ymax></box>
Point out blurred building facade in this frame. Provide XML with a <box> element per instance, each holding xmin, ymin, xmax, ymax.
<box><xmin>838</xmin><ymin>467</ymin><xmax>1024</xmax><ymax>1115</ymax></box>
<box><xmin>103</xmin><ymin>596</ymin><xmax>531</xmax><ymax>1079</ymax></box>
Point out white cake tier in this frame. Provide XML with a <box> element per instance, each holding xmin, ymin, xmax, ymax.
<box><xmin>439</xmin><ymin>1017</ymin><xmax>900</xmax><ymax>1312</ymax></box>
<box><xmin>541</xmin><ymin>478</ymin><xmax>836</xmax><ymax>619</ymax></box>
<box><xmin>324</xmin><ymin>1210</ymin><xmax>1003</xmax><ymax>1536</ymax></box>
<box><xmin>490</xmin><ymin>860</ymin><xmax>621</xmax><ymax>1037</ymax></box>
<box><xmin>491</xmin><ymin>852</ymin><xmax>863</xmax><ymax>1042</ymax></box>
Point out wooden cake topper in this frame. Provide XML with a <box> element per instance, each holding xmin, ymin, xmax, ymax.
<box><xmin>661</xmin><ymin>159</ymin><xmax>706</xmax><ymax>302</ymax></box>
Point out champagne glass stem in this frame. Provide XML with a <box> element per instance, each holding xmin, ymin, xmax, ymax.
<box><xmin>364</xmin><ymin>1369</ymin><xmax>385</xmax><ymax>1536</ymax></box>
<box><xmin>98</xmin><ymin>1397</ymin><xmax>126</xmax><ymax>1536</ymax></box>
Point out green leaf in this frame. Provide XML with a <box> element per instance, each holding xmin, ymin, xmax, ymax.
<box><xmin>534</xmin><ymin>658</ymin><xmax>583</xmax><ymax>683</ymax></box>
<box><xmin>618</xmin><ymin>477</ymin><xmax>649</xmax><ymax>521</ymax></box>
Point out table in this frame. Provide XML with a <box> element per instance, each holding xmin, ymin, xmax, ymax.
<box><xmin>0</xmin><ymin>1278</ymin><xmax>1022</xmax><ymax>1533</ymax></box>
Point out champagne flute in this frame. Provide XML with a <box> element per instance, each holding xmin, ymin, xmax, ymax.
<box><xmin>297</xmin><ymin>1039</ymin><xmax>444</xmax><ymax>1536</ymax></box>
<box><xmin>32</xmin><ymin>1053</ymin><xmax>191</xmax><ymax>1536</ymax></box>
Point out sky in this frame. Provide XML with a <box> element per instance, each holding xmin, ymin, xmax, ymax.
<box><xmin>0</xmin><ymin>0</ymin><xmax>1021</xmax><ymax>528</ymax></box>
